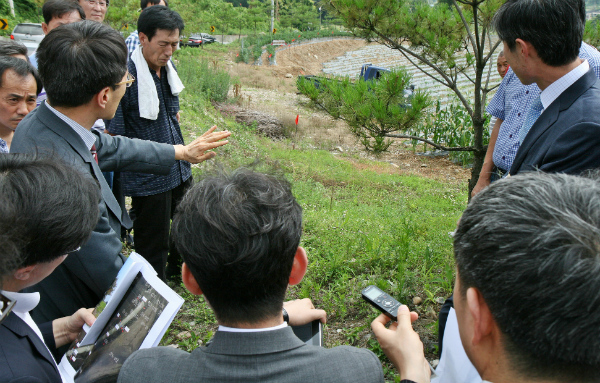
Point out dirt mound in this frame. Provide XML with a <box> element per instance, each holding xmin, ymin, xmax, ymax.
<box><xmin>270</xmin><ymin>39</ymin><xmax>368</xmax><ymax>77</ymax></box>
<box><xmin>215</xmin><ymin>103</ymin><xmax>286</xmax><ymax>139</ymax></box>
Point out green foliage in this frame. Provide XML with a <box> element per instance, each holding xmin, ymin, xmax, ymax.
<box><xmin>236</xmin><ymin>28</ymin><xmax>352</xmax><ymax>64</ymax></box>
<box><xmin>105</xmin><ymin>0</ymin><xmax>139</xmax><ymax>32</ymax></box>
<box><xmin>0</xmin><ymin>0</ymin><xmax>42</xmax><ymax>36</ymax></box>
<box><xmin>585</xmin><ymin>17</ymin><xmax>600</xmax><ymax>49</ymax></box>
<box><xmin>175</xmin><ymin>50</ymin><xmax>231</xmax><ymax>102</ymax></box>
<box><xmin>410</xmin><ymin>100</ymin><xmax>490</xmax><ymax>165</ymax></box>
<box><xmin>298</xmin><ymin>70</ymin><xmax>430</xmax><ymax>153</ymax></box>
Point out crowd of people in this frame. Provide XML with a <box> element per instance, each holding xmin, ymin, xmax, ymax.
<box><xmin>1</xmin><ymin>0</ymin><xmax>600</xmax><ymax>382</ymax></box>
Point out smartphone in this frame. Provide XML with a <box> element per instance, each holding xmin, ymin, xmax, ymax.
<box><xmin>361</xmin><ymin>285</ymin><xmax>402</xmax><ymax>321</ymax></box>
<box><xmin>292</xmin><ymin>320</ymin><xmax>322</xmax><ymax>346</ymax></box>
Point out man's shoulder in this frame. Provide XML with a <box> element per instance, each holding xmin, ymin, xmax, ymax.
<box><xmin>119</xmin><ymin>343</ymin><xmax>383</xmax><ymax>383</ymax></box>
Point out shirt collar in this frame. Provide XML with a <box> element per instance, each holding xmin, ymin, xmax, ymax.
<box><xmin>1</xmin><ymin>290</ymin><xmax>40</xmax><ymax>314</ymax></box>
<box><xmin>540</xmin><ymin>59</ymin><xmax>590</xmax><ymax>110</ymax></box>
<box><xmin>45</xmin><ymin>101</ymin><xmax>97</xmax><ymax>151</ymax></box>
<box><xmin>218</xmin><ymin>322</ymin><xmax>288</xmax><ymax>333</ymax></box>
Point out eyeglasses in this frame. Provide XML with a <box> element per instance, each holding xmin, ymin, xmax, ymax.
<box><xmin>85</xmin><ymin>0</ymin><xmax>109</xmax><ymax>7</ymax></box>
<box><xmin>115</xmin><ymin>72</ymin><xmax>135</xmax><ymax>88</ymax></box>
<box><xmin>0</xmin><ymin>292</ymin><xmax>16</xmax><ymax>325</ymax></box>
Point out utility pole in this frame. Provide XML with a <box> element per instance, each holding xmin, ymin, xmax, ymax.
<box><xmin>319</xmin><ymin>6</ymin><xmax>322</xmax><ymax>30</ymax></box>
<box><xmin>8</xmin><ymin>0</ymin><xmax>15</xmax><ymax>17</ymax></box>
<box><xmin>270</xmin><ymin>0</ymin><xmax>274</xmax><ymax>38</ymax></box>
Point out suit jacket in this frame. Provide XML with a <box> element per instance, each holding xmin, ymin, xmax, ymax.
<box><xmin>117</xmin><ymin>327</ymin><xmax>385</xmax><ymax>383</ymax></box>
<box><xmin>0</xmin><ymin>313</ymin><xmax>60</xmax><ymax>383</ymax></box>
<box><xmin>11</xmin><ymin>102</ymin><xmax>176</xmax><ymax>324</ymax></box>
<box><xmin>510</xmin><ymin>69</ymin><xmax>600</xmax><ymax>175</ymax></box>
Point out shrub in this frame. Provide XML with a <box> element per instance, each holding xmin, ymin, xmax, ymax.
<box><xmin>176</xmin><ymin>54</ymin><xmax>231</xmax><ymax>103</ymax></box>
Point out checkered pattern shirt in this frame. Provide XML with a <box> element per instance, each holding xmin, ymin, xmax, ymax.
<box><xmin>486</xmin><ymin>42</ymin><xmax>600</xmax><ymax>171</ymax></box>
<box><xmin>109</xmin><ymin>59</ymin><xmax>191</xmax><ymax>197</ymax></box>
<box><xmin>0</xmin><ymin>137</ymin><xmax>8</xmax><ymax>153</ymax></box>
<box><xmin>125</xmin><ymin>31</ymin><xmax>140</xmax><ymax>58</ymax></box>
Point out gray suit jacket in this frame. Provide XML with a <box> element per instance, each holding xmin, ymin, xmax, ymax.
<box><xmin>510</xmin><ymin>69</ymin><xmax>600</xmax><ymax>175</ymax></box>
<box><xmin>11</xmin><ymin>102</ymin><xmax>176</xmax><ymax>324</ymax></box>
<box><xmin>118</xmin><ymin>327</ymin><xmax>385</xmax><ymax>383</ymax></box>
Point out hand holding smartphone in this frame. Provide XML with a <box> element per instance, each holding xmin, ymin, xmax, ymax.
<box><xmin>361</xmin><ymin>285</ymin><xmax>402</xmax><ymax>321</ymax></box>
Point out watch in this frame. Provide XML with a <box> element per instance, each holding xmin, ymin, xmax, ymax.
<box><xmin>282</xmin><ymin>307</ymin><xmax>289</xmax><ymax>323</ymax></box>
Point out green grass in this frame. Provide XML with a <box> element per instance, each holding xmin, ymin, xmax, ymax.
<box><xmin>162</xmin><ymin>46</ymin><xmax>467</xmax><ymax>381</ymax></box>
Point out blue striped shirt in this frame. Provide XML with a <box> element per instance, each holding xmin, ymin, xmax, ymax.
<box><xmin>486</xmin><ymin>42</ymin><xmax>600</xmax><ymax>171</ymax></box>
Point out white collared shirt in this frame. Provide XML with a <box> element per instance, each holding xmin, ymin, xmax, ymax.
<box><xmin>45</xmin><ymin>101</ymin><xmax>97</xmax><ymax>151</ymax></box>
<box><xmin>540</xmin><ymin>59</ymin><xmax>590</xmax><ymax>110</ymax></box>
<box><xmin>217</xmin><ymin>322</ymin><xmax>288</xmax><ymax>333</ymax></box>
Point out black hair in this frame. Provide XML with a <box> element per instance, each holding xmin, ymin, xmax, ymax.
<box><xmin>492</xmin><ymin>0</ymin><xmax>583</xmax><ymax>67</ymax></box>
<box><xmin>137</xmin><ymin>5</ymin><xmax>183</xmax><ymax>41</ymax></box>
<box><xmin>42</xmin><ymin>0</ymin><xmax>85</xmax><ymax>25</ymax></box>
<box><xmin>36</xmin><ymin>20</ymin><xmax>127</xmax><ymax>107</ymax></box>
<box><xmin>140</xmin><ymin>0</ymin><xmax>168</xmax><ymax>10</ymax></box>
<box><xmin>0</xmin><ymin>153</ymin><xmax>99</xmax><ymax>270</ymax></box>
<box><xmin>172</xmin><ymin>168</ymin><xmax>302</xmax><ymax>326</ymax></box>
<box><xmin>0</xmin><ymin>40</ymin><xmax>28</xmax><ymax>59</ymax></box>
<box><xmin>0</xmin><ymin>56</ymin><xmax>43</xmax><ymax>96</ymax></box>
<box><xmin>454</xmin><ymin>172</ymin><xmax>600</xmax><ymax>382</ymax></box>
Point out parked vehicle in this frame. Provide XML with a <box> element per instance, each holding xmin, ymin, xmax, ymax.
<box><xmin>180</xmin><ymin>33</ymin><xmax>217</xmax><ymax>47</ymax></box>
<box><xmin>10</xmin><ymin>23</ymin><xmax>44</xmax><ymax>55</ymax></box>
<box><xmin>180</xmin><ymin>34</ymin><xmax>203</xmax><ymax>47</ymax></box>
<box><xmin>298</xmin><ymin>63</ymin><xmax>415</xmax><ymax>106</ymax></box>
<box><xmin>198</xmin><ymin>33</ymin><xmax>216</xmax><ymax>44</ymax></box>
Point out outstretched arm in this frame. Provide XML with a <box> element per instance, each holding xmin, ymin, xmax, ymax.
<box><xmin>174</xmin><ymin>126</ymin><xmax>231</xmax><ymax>164</ymax></box>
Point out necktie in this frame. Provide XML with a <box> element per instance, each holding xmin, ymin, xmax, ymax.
<box><xmin>519</xmin><ymin>96</ymin><xmax>544</xmax><ymax>144</ymax></box>
<box><xmin>91</xmin><ymin>144</ymin><xmax>98</xmax><ymax>164</ymax></box>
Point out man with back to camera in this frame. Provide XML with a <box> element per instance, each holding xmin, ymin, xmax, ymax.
<box><xmin>0</xmin><ymin>57</ymin><xmax>41</xmax><ymax>154</ymax></box>
<box><xmin>125</xmin><ymin>0</ymin><xmax>168</xmax><ymax>58</ymax></box>
<box><xmin>109</xmin><ymin>6</ymin><xmax>192</xmax><ymax>281</ymax></box>
<box><xmin>471</xmin><ymin>0</ymin><xmax>600</xmax><ymax>196</ymax></box>
<box><xmin>117</xmin><ymin>168</ymin><xmax>386</xmax><ymax>383</ymax></box>
<box><xmin>371</xmin><ymin>170</ymin><xmax>600</xmax><ymax>383</ymax></box>
<box><xmin>11</xmin><ymin>21</ymin><xmax>230</xmax><ymax>329</ymax></box>
<box><xmin>0</xmin><ymin>153</ymin><xmax>101</xmax><ymax>383</ymax></box>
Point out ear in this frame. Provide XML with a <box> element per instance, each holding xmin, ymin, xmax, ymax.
<box><xmin>466</xmin><ymin>287</ymin><xmax>495</xmax><ymax>346</ymax></box>
<box><xmin>138</xmin><ymin>32</ymin><xmax>149</xmax><ymax>45</ymax></box>
<box><xmin>182</xmin><ymin>262</ymin><xmax>203</xmax><ymax>296</ymax></box>
<box><xmin>515</xmin><ymin>38</ymin><xmax>532</xmax><ymax>59</ymax></box>
<box><xmin>95</xmin><ymin>87</ymin><xmax>111</xmax><ymax>110</ymax></box>
<box><xmin>42</xmin><ymin>23</ymin><xmax>49</xmax><ymax>35</ymax></box>
<box><xmin>288</xmin><ymin>246</ymin><xmax>307</xmax><ymax>286</ymax></box>
<box><xmin>13</xmin><ymin>265</ymin><xmax>37</xmax><ymax>281</ymax></box>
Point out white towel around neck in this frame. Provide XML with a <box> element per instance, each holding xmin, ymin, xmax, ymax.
<box><xmin>130</xmin><ymin>45</ymin><xmax>185</xmax><ymax>120</ymax></box>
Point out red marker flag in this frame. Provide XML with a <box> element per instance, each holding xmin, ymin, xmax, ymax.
<box><xmin>295</xmin><ymin>115</ymin><xmax>299</xmax><ymax>125</ymax></box>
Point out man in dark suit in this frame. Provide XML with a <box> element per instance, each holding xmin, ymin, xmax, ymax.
<box><xmin>492</xmin><ymin>0</ymin><xmax>600</xmax><ymax>176</ymax></box>
<box><xmin>0</xmin><ymin>153</ymin><xmax>100</xmax><ymax>383</ymax></box>
<box><xmin>118</xmin><ymin>169</ymin><xmax>385</xmax><ymax>383</ymax></box>
<box><xmin>11</xmin><ymin>21</ymin><xmax>230</xmax><ymax>327</ymax></box>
